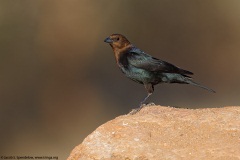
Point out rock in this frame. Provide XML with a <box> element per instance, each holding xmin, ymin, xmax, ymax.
<box><xmin>67</xmin><ymin>106</ymin><xmax>240</xmax><ymax>160</ymax></box>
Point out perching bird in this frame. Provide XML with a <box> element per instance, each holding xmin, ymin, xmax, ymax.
<box><xmin>104</xmin><ymin>34</ymin><xmax>215</xmax><ymax>106</ymax></box>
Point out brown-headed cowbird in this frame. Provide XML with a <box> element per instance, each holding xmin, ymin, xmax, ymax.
<box><xmin>104</xmin><ymin>34</ymin><xmax>215</xmax><ymax>106</ymax></box>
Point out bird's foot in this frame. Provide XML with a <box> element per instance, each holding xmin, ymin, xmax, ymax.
<box><xmin>128</xmin><ymin>108</ymin><xmax>140</xmax><ymax>115</ymax></box>
<box><xmin>128</xmin><ymin>102</ymin><xmax>155</xmax><ymax>115</ymax></box>
<box><xmin>128</xmin><ymin>104</ymin><xmax>145</xmax><ymax>115</ymax></box>
<box><xmin>145</xmin><ymin>102</ymin><xmax>155</xmax><ymax>106</ymax></box>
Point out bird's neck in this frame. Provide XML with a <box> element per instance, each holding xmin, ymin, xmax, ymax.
<box><xmin>115</xmin><ymin>51</ymin><xmax>128</xmax><ymax>68</ymax></box>
<box><xmin>113</xmin><ymin>45</ymin><xmax>133</xmax><ymax>68</ymax></box>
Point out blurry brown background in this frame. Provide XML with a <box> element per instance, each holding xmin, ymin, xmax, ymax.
<box><xmin>0</xmin><ymin>0</ymin><xmax>240</xmax><ymax>159</ymax></box>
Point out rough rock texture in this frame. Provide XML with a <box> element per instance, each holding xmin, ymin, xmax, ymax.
<box><xmin>68</xmin><ymin>106</ymin><xmax>240</xmax><ymax>160</ymax></box>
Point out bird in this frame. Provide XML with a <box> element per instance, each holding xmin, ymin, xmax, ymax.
<box><xmin>104</xmin><ymin>33</ymin><xmax>215</xmax><ymax>106</ymax></box>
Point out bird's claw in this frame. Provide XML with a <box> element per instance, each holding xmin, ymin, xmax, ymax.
<box><xmin>146</xmin><ymin>102</ymin><xmax>155</xmax><ymax>106</ymax></box>
<box><xmin>128</xmin><ymin>102</ymin><xmax>155</xmax><ymax>115</ymax></box>
<box><xmin>128</xmin><ymin>108</ymin><xmax>141</xmax><ymax>115</ymax></box>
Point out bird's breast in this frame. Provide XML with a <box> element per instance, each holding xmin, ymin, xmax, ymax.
<box><xmin>119</xmin><ymin>66</ymin><xmax>143</xmax><ymax>84</ymax></box>
<box><xmin>119</xmin><ymin>65</ymin><xmax>166</xmax><ymax>85</ymax></box>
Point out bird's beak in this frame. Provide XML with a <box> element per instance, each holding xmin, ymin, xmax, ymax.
<box><xmin>104</xmin><ymin>37</ymin><xmax>113</xmax><ymax>43</ymax></box>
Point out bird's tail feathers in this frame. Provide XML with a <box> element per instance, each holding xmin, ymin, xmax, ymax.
<box><xmin>185</xmin><ymin>78</ymin><xmax>215</xmax><ymax>93</ymax></box>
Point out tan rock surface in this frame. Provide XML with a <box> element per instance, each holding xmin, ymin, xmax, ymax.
<box><xmin>68</xmin><ymin>106</ymin><xmax>240</xmax><ymax>160</ymax></box>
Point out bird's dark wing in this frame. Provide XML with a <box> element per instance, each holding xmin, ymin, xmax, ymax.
<box><xmin>127</xmin><ymin>47</ymin><xmax>193</xmax><ymax>75</ymax></box>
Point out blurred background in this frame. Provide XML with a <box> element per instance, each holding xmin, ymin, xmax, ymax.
<box><xmin>0</xmin><ymin>0</ymin><xmax>240</xmax><ymax>159</ymax></box>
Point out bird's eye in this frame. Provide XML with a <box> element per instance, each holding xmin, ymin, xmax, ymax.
<box><xmin>113</xmin><ymin>37</ymin><xmax>119</xmax><ymax>42</ymax></box>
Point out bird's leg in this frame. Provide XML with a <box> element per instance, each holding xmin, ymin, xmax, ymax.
<box><xmin>140</xmin><ymin>93</ymin><xmax>152</xmax><ymax>106</ymax></box>
<box><xmin>129</xmin><ymin>83</ymin><xmax>154</xmax><ymax>115</ymax></box>
<box><xmin>140</xmin><ymin>83</ymin><xmax>154</xmax><ymax>106</ymax></box>
<box><xmin>129</xmin><ymin>93</ymin><xmax>153</xmax><ymax>115</ymax></box>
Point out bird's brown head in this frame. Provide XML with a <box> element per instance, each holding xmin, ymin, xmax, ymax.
<box><xmin>104</xmin><ymin>34</ymin><xmax>131</xmax><ymax>51</ymax></box>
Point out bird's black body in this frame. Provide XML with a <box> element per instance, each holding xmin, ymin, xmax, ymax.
<box><xmin>104</xmin><ymin>34</ymin><xmax>215</xmax><ymax>105</ymax></box>
<box><xmin>117</xmin><ymin>46</ymin><xmax>193</xmax><ymax>85</ymax></box>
